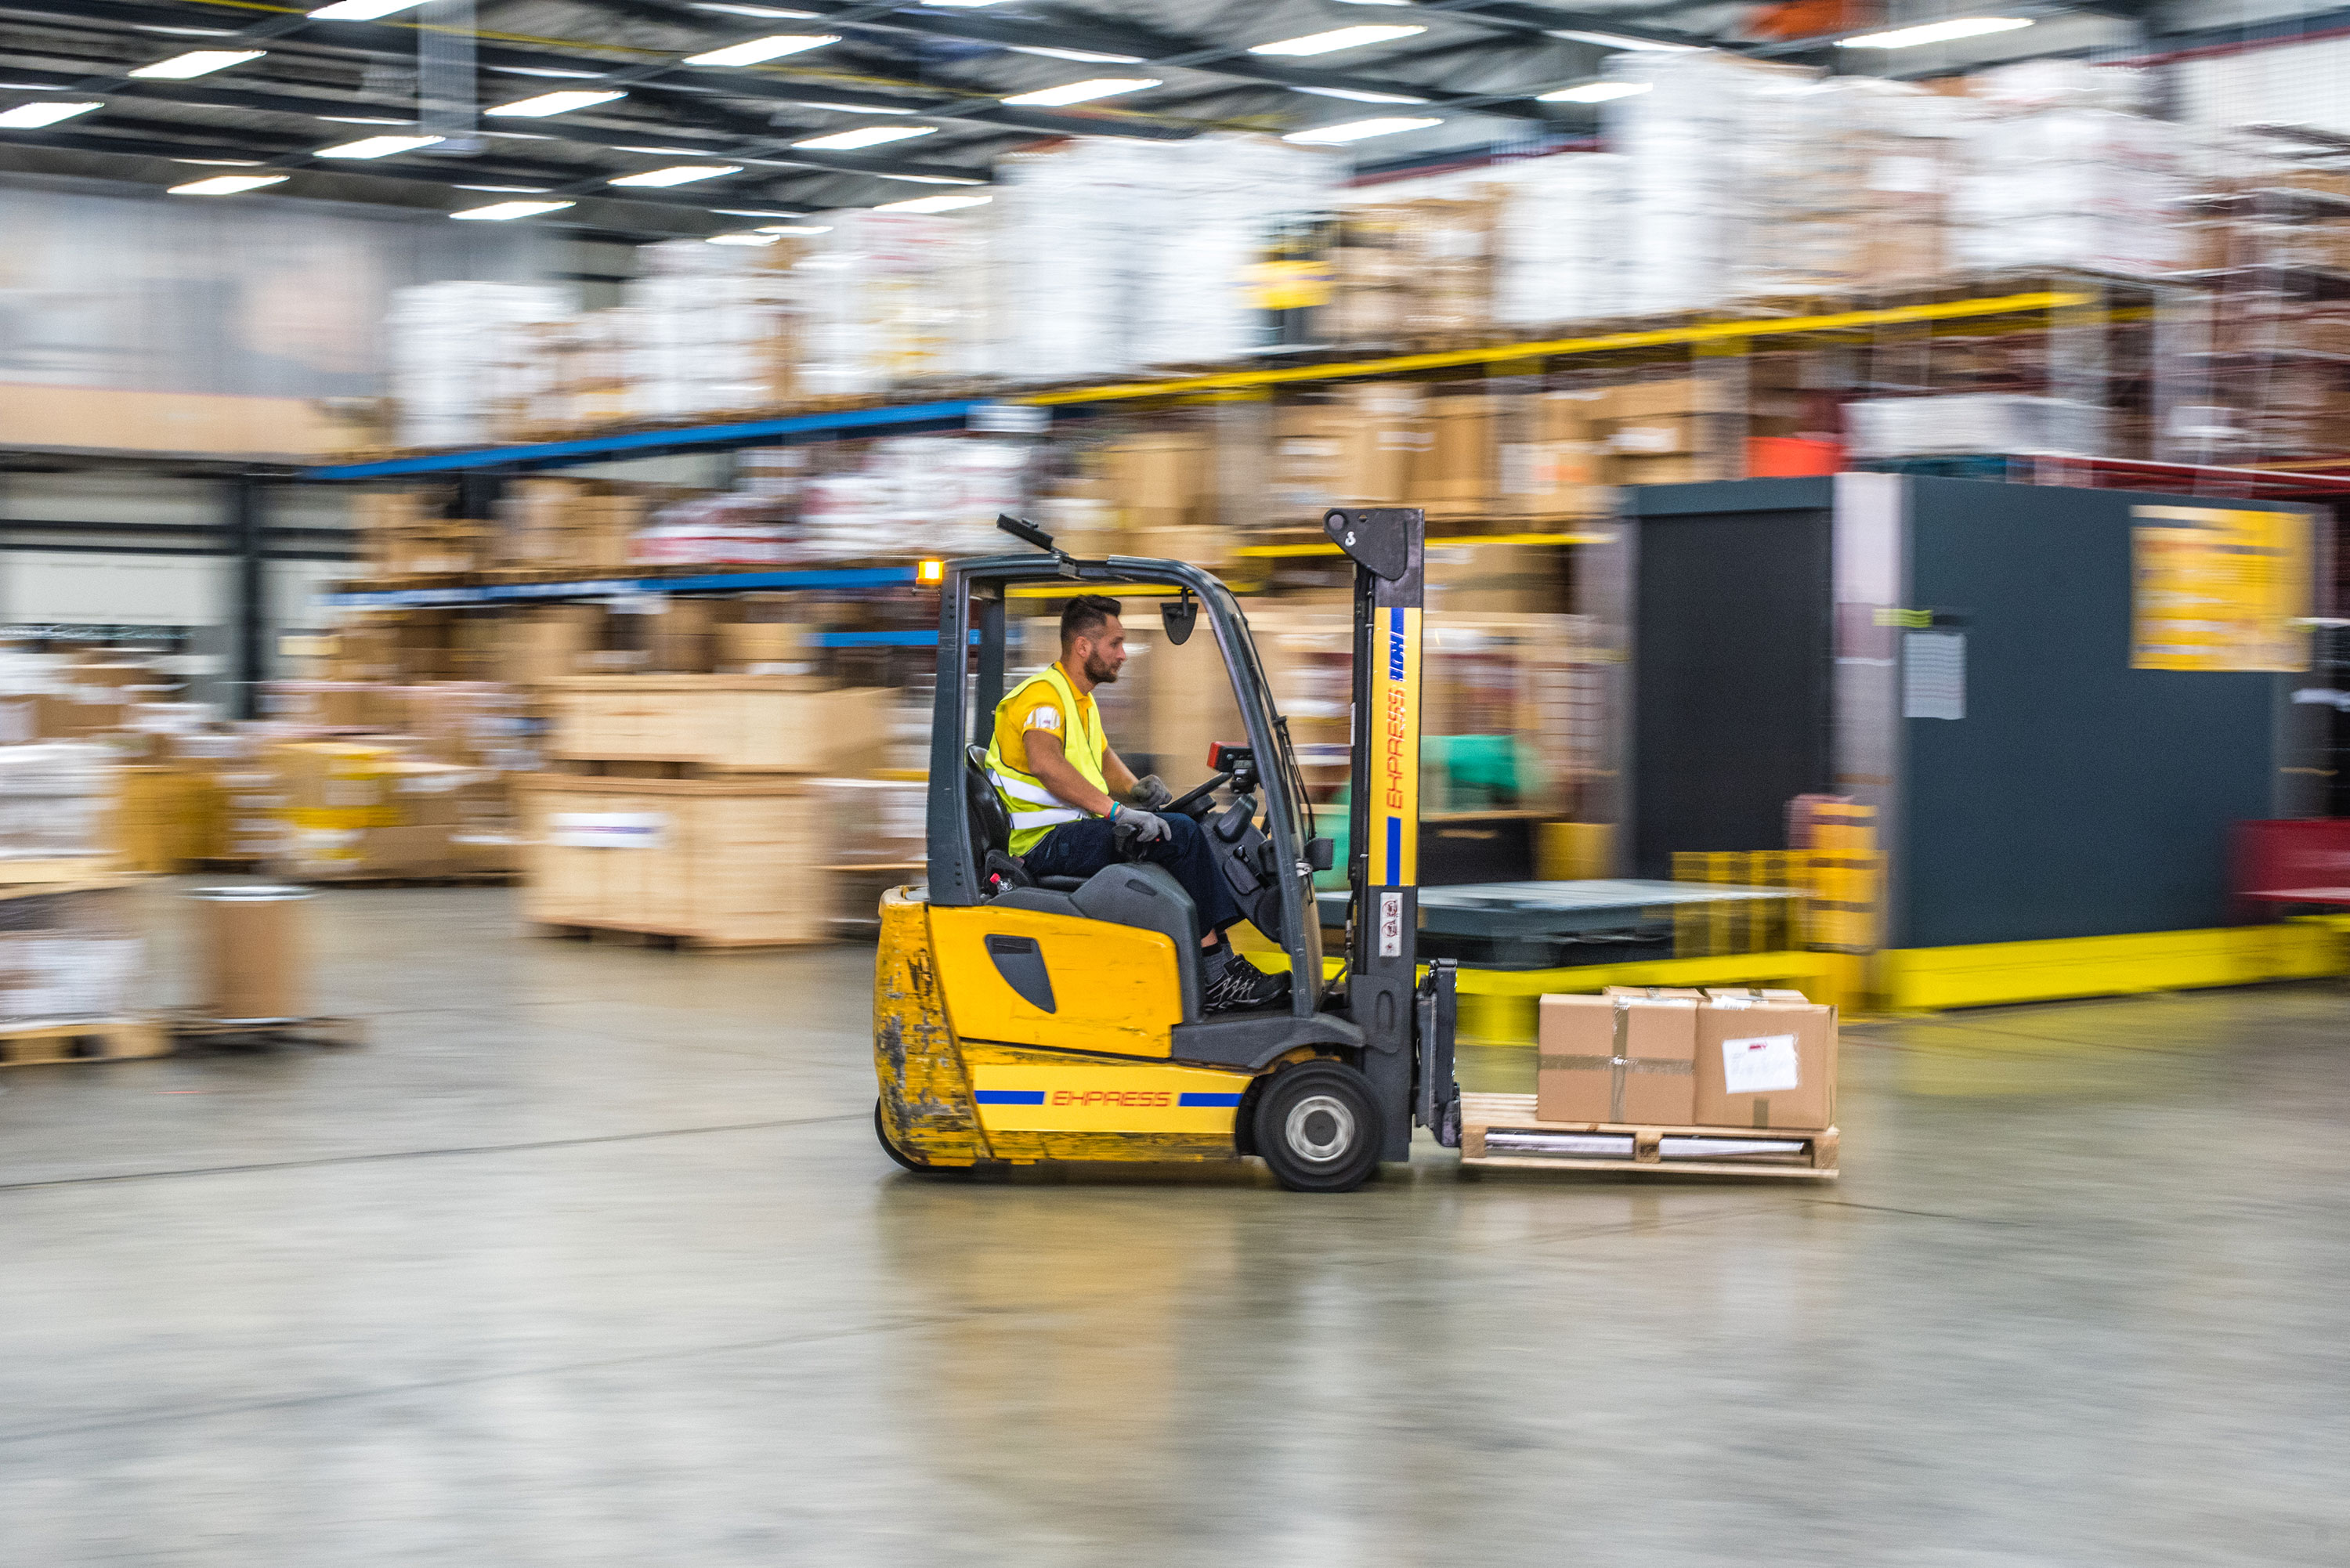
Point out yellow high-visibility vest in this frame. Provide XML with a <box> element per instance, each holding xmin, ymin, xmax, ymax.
<box><xmin>985</xmin><ymin>661</ymin><xmax>1109</xmax><ymax>856</ymax></box>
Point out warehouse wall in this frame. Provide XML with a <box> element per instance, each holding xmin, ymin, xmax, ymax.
<box><xmin>0</xmin><ymin>178</ymin><xmax>567</xmax><ymax>399</ymax></box>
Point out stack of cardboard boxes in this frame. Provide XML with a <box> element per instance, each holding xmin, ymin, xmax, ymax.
<box><xmin>519</xmin><ymin>676</ymin><xmax>890</xmax><ymax>946</ymax></box>
<box><xmin>1538</xmin><ymin>985</ymin><xmax>1838</xmax><ymax>1133</ymax></box>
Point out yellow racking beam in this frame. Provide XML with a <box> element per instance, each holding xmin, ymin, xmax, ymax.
<box><xmin>1014</xmin><ymin>290</ymin><xmax>2097</xmax><ymax>406</ymax></box>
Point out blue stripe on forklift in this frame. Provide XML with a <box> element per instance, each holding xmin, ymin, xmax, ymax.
<box><xmin>1177</xmin><ymin>1093</ymin><xmax>1244</xmax><ymax>1107</ymax></box>
<box><xmin>1386</xmin><ymin>816</ymin><xmax>1402</xmax><ymax>887</ymax></box>
<box><xmin>972</xmin><ymin>1090</ymin><xmax>1045</xmax><ymax>1105</ymax></box>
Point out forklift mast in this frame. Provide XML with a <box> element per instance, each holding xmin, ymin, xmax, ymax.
<box><xmin>1329</xmin><ymin>506</ymin><xmax>1459</xmax><ymax>1159</ymax></box>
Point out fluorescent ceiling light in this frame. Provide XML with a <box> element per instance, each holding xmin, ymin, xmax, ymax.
<box><xmin>486</xmin><ymin>66</ymin><xmax>606</xmax><ymax>78</ymax></box>
<box><xmin>873</xmin><ymin>172</ymin><xmax>982</xmax><ymax>183</ymax></box>
<box><xmin>756</xmin><ymin>222</ymin><xmax>831</xmax><ymax>233</ymax></box>
<box><xmin>608</xmin><ymin>164</ymin><xmax>741</xmax><ymax>186</ymax></box>
<box><xmin>875</xmin><ymin>193</ymin><xmax>989</xmax><ymax>213</ymax></box>
<box><xmin>173</xmin><ymin>157</ymin><xmax>266</xmax><ymax>165</ymax></box>
<box><xmin>307</xmin><ymin>0</ymin><xmax>424</xmax><ymax>18</ymax></box>
<box><xmin>454</xmin><ymin>182</ymin><xmax>553</xmax><ymax>192</ymax></box>
<box><xmin>1546</xmin><ymin>29</ymin><xmax>1700</xmax><ymax>51</ymax></box>
<box><xmin>1007</xmin><ymin>45</ymin><xmax>1145</xmax><ymax>63</ymax></box>
<box><xmin>168</xmin><ymin>173</ymin><xmax>288</xmax><ymax>195</ymax></box>
<box><xmin>613</xmin><ymin>145</ymin><xmax>717</xmax><ymax>155</ymax></box>
<box><xmin>920</xmin><ymin>0</ymin><xmax>1007</xmax><ymax>7</ymax></box>
<box><xmin>486</xmin><ymin>89</ymin><xmax>626</xmax><ymax>117</ymax></box>
<box><xmin>793</xmin><ymin>124</ymin><xmax>935</xmax><ymax>150</ymax></box>
<box><xmin>316</xmin><ymin>133</ymin><xmax>443</xmax><ymax>158</ymax></box>
<box><xmin>686</xmin><ymin>34</ymin><xmax>837</xmax><ymax>66</ymax></box>
<box><xmin>690</xmin><ymin>2</ymin><xmax>818</xmax><ymax>14</ymax></box>
<box><xmin>1838</xmin><ymin>16</ymin><xmax>2032</xmax><ymax>46</ymax></box>
<box><xmin>1283</xmin><ymin>114</ymin><xmax>1441</xmax><ymax>143</ymax></box>
<box><xmin>451</xmin><ymin>198</ymin><xmax>576</xmax><ymax>220</ymax></box>
<box><xmin>1249</xmin><ymin>25</ymin><xmax>1424</xmax><ymax>56</ymax></box>
<box><xmin>1538</xmin><ymin>80</ymin><xmax>1652</xmax><ymax>103</ymax></box>
<box><xmin>1000</xmin><ymin>77</ymin><xmax>1159</xmax><ymax>107</ymax></box>
<box><xmin>317</xmin><ymin>115</ymin><xmax>414</xmax><ymax>125</ymax></box>
<box><xmin>0</xmin><ymin>100</ymin><xmax>102</xmax><ymax>128</ymax></box>
<box><xmin>707</xmin><ymin>231</ymin><xmax>783</xmax><ymax>245</ymax></box>
<box><xmin>1293</xmin><ymin>85</ymin><xmax>1427</xmax><ymax>103</ymax></box>
<box><xmin>135</xmin><ymin>24</ymin><xmax>238</xmax><ymax>35</ymax></box>
<box><xmin>131</xmin><ymin>49</ymin><xmax>266</xmax><ymax>78</ymax></box>
<box><xmin>713</xmin><ymin>207</ymin><xmax>806</xmax><ymax>217</ymax></box>
<box><xmin>794</xmin><ymin>99</ymin><xmax>920</xmax><ymax>114</ymax></box>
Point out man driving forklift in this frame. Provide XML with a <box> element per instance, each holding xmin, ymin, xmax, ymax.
<box><xmin>983</xmin><ymin>593</ymin><xmax>1292</xmax><ymax>1015</ymax></box>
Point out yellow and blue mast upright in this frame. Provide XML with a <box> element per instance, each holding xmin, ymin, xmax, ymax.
<box><xmin>1326</xmin><ymin>506</ymin><xmax>1458</xmax><ymax>1158</ymax></box>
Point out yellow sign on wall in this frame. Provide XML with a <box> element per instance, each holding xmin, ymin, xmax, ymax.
<box><xmin>2130</xmin><ymin>505</ymin><xmax>2312</xmax><ymax>673</ymax></box>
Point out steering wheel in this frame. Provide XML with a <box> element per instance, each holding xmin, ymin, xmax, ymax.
<box><xmin>1162</xmin><ymin>771</ymin><xmax>1231</xmax><ymax>819</ymax></box>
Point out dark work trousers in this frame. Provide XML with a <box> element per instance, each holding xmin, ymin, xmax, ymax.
<box><xmin>1020</xmin><ymin>813</ymin><xmax>1245</xmax><ymax>941</ymax></box>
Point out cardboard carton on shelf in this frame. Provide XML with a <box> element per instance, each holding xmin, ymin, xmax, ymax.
<box><xmin>1694</xmin><ymin>999</ymin><xmax>1837</xmax><ymax>1131</ymax></box>
<box><xmin>1103</xmin><ymin>433</ymin><xmax>1216</xmax><ymax>531</ymax></box>
<box><xmin>540</xmin><ymin>676</ymin><xmax>889</xmax><ymax>774</ymax></box>
<box><xmin>1537</xmin><ymin>992</ymin><xmax>1698</xmax><ymax>1125</ymax></box>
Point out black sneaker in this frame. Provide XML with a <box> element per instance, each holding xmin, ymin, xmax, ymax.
<box><xmin>1202</xmin><ymin>948</ymin><xmax>1293</xmax><ymax>1013</ymax></box>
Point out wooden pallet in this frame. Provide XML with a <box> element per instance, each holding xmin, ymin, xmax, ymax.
<box><xmin>288</xmin><ymin>872</ymin><xmax>518</xmax><ymax>888</ymax></box>
<box><xmin>162</xmin><ymin>1010</ymin><xmax>366</xmax><ymax>1051</ymax></box>
<box><xmin>0</xmin><ymin>1017</ymin><xmax>169</xmax><ymax>1068</ymax></box>
<box><xmin>531</xmin><ymin>921</ymin><xmax>826</xmax><ymax>952</ymax></box>
<box><xmin>0</xmin><ymin>858</ymin><xmax>132</xmax><ymax>895</ymax></box>
<box><xmin>1458</xmin><ymin>1093</ymin><xmax>1838</xmax><ymax>1180</ymax></box>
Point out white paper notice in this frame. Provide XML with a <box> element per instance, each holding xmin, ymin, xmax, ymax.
<box><xmin>1903</xmin><ymin>630</ymin><xmax>1965</xmax><ymax>720</ymax></box>
<box><xmin>550</xmin><ymin>811</ymin><xmax>668</xmax><ymax>849</ymax></box>
<box><xmin>1721</xmin><ymin>1033</ymin><xmax>1802</xmax><ymax>1096</ymax></box>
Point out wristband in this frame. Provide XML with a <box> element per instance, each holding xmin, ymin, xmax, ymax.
<box><xmin>1108</xmin><ymin>801</ymin><xmax>1120</xmax><ymax>822</ymax></box>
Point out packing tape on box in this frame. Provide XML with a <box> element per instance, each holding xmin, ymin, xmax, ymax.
<box><xmin>1536</xmin><ymin>1053</ymin><xmax>1694</xmax><ymax>1124</ymax></box>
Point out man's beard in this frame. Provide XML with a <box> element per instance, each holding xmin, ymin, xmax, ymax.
<box><xmin>1083</xmin><ymin>651</ymin><xmax>1119</xmax><ymax>685</ymax></box>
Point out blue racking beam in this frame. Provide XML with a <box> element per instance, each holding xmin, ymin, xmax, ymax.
<box><xmin>321</xmin><ymin>565</ymin><xmax>917</xmax><ymax>609</ymax></box>
<box><xmin>309</xmin><ymin>400</ymin><xmax>992</xmax><ymax>480</ymax></box>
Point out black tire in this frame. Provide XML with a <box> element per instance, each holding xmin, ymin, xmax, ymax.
<box><xmin>1251</xmin><ymin>1062</ymin><xmax>1382</xmax><ymax>1193</ymax></box>
<box><xmin>875</xmin><ymin>1099</ymin><xmax>971</xmax><ymax>1177</ymax></box>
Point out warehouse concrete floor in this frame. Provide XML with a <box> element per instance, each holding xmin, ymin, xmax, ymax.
<box><xmin>2</xmin><ymin>885</ymin><xmax>2345</xmax><ymax>1565</ymax></box>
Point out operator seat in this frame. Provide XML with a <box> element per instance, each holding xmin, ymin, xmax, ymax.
<box><xmin>964</xmin><ymin>747</ymin><xmax>1203</xmax><ymax>1017</ymax></box>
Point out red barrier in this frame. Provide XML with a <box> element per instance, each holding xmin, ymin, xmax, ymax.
<box><xmin>2233</xmin><ymin>819</ymin><xmax>2350</xmax><ymax>915</ymax></box>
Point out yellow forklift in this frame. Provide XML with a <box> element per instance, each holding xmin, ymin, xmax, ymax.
<box><xmin>872</xmin><ymin>507</ymin><xmax>1459</xmax><ymax>1192</ymax></box>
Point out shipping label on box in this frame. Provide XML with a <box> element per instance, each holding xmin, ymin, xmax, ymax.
<box><xmin>549</xmin><ymin>811</ymin><xmax>669</xmax><ymax>849</ymax></box>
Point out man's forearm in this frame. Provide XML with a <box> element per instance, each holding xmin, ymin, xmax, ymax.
<box><xmin>1029</xmin><ymin>748</ymin><xmax>1116</xmax><ymax>818</ymax></box>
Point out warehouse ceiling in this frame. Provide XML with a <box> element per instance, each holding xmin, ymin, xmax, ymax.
<box><xmin>0</xmin><ymin>0</ymin><xmax>2204</xmax><ymax>237</ymax></box>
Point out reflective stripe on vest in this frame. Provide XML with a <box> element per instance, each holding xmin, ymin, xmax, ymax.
<box><xmin>983</xmin><ymin>662</ymin><xmax>1108</xmax><ymax>855</ymax></box>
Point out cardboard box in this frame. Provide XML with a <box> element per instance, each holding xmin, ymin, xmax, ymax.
<box><xmin>1104</xmin><ymin>434</ymin><xmax>1215</xmax><ymax>530</ymax></box>
<box><xmin>1537</xmin><ymin>992</ymin><xmax>1697</xmax><ymax>1125</ymax></box>
<box><xmin>540</xmin><ymin>677</ymin><xmax>888</xmax><ymax>773</ymax></box>
<box><xmin>1603</xmin><ymin>414</ymin><xmax>1705</xmax><ymax>457</ymax></box>
<box><xmin>499</xmin><ymin>605</ymin><xmax>605</xmax><ymax>685</ymax></box>
<box><xmin>1694</xmin><ymin>999</ymin><xmax>1837</xmax><ymax>1130</ymax></box>
<box><xmin>717</xmin><ymin>622</ymin><xmax>807</xmax><ymax>673</ymax></box>
<box><xmin>1409</xmin><ymin>396</ymin><xmax>1497</xmax><ymax>513</ymax></box>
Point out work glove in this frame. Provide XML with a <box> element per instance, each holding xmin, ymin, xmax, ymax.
<box><xmin>1130</xmin><ymin>775</ymin><xmax>1175</xmax><ymax>811</ymax></box>
<box><xmin>1118</xmin><ymin>807</ymin><xmax>1173</xmax><ymax>844</ymax></box>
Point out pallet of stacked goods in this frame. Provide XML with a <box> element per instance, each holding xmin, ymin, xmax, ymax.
<box><xmin>1460</xmin><ymin>986</ymin><xmax>1839</xmax><ymax>1179</ymax></box>
<box><xmin>520</xmin><ymin>668</ymin><xmax>895</xmax><ymax>949</ymax></box>
<box><xmin>0</xmin><ymin>715</ymin><xmax>162</xmax><ymax>1068</ymax></box>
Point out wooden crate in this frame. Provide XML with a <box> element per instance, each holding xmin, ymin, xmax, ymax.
<box><xmin>1458</xmin><ymin>1092</ymin><xmax>1838</xmax><ymax>1179</ymax></box>
<box><xmin>538</xmin><ymin>677</ymin><xmax>890</xmax><ymax>774</ymax></box>
<box><xmin>519</xmin><ymin>774</ymin><xmax>831</xmax><ymax>948</ymax></box>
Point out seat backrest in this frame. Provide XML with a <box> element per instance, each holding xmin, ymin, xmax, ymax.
<box><xmin>964</xmin><ymin>742</ymin><xmax>1012</xmax><ymax>855</ymax></box>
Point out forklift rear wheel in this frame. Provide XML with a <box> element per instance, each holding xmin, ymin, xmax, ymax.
<box><xmin>1252</xmin><ymin>1063</ymin><xmax>1381</xmax><ymax>1193</ymax></box>
<box><xmin>875</xmin><ymin>1100</ymin><xmax>971</xmax><ymax>1178</ymax></box>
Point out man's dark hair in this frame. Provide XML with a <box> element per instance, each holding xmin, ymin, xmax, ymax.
<box><xmin>1060</xmin><ymin>594</ymin><xmax>1123</xmax><ymax>650</ymax></box>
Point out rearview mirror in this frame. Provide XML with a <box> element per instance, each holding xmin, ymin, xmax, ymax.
<box><xmin>1161</xmin><ymin>591</ymin><xmax>1198</xmax><ymax>646</ymax></box>
<box><xmin>1305</xmin><ymin>837</ymin><xmax>1336</xmax><ymax>873</ymax></box>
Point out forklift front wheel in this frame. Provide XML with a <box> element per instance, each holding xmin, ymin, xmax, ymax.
<box><xmin>1251</xmin><ymin>1063</ymin><xmax>1382</xmax><ymax>1193</ymax></box>
<box><xmin>874</xmin><ymin>1100</ymin><xmax>974</xmax><ymax>1179</ymax></box>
